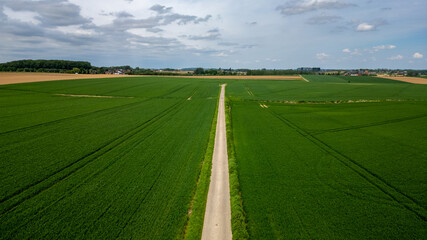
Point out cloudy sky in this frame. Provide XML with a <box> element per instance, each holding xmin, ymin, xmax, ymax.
<box><xmin>1</xmin><ymin>0</ymin><xmax>426</xmax><ymax>69</ymax></box>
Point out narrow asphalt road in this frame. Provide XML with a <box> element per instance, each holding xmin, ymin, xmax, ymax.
<box><xmin>201</xmin><ymin>84</ymin><xmax>232</xmax><ymax>240</ymax></box>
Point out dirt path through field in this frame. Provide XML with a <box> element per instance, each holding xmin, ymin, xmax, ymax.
<box><xmin>202</xmin><ymin>84</ymin><xmax>232</xmax><ymax>240</ymax></box>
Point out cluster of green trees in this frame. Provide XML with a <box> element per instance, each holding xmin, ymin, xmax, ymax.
<box><xmin>406</xmin><ymin>70</ymin><xmax>425</xmax><ymax>77</ymax></box>
<box><xmin>193</xmin><ymin>68</ymin><xmax>237</xmax><ymax>75</ymax></box>
<box><xmin>0</xmin><ymin>60</ymin><xmax>93</xmax><ymax>73</ymax></box>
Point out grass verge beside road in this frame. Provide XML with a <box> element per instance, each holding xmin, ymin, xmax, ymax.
<box><xmin>183</xmin><ymin>85</ymin><xmax>220</xmax><ymax>240</ymax></box>
<box><xmin>225</xmin><ymin>97</ymin><xmax>249</xmax><ymax>240</ymax></box>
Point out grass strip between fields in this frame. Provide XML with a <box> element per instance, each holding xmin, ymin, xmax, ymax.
<box><xmin>183</xmin><ymin>86</ymin><xmax>220</xmax><ymax>240</ymax></box>
<box><xmin>225</xmin><ymin>98</ymin><xmax>250</xmax><ymax>240</ymax></box>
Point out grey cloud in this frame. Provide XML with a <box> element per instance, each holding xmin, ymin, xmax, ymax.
<box><xmin>46</xmin><ymin>31</ymin><xmax>100</xmax><ymax>46</ymax></box>
<box><xmin>218</xmin><ymin>42</ymin><xmax>257</xmax><ymax>49</ymax></box>
<box><xmin>0</xmin><ymin>20</ymin><xmax>45</xmax><ymax>37</ymax></box>
<box><xmin>104</xmin><ymin>6</ymin><xmax>211</xmax><ymax>31</ymax></box>
<box><xmin>100</xmin><ymin>11</ymin><xmax>133</xmax><ymax>18</ymax></box>
<box><xmin>116</xmin><ymin>11</ymin><xmax>133</xmax><ymax>18</ymax></box>
<box><xmin>107</xmin><ymin>17</ymin><xmax>161</xmax><ymax>30</ymax></box>
<box><xmin>306</xmin><ymin>15</ymin><xmax>342</xmax><ymax>24</ymax></box>
<box><xmin>188</xmin><ymin>34</ymin><xmax>220</xmax><ymax>40</ymax></box>
<box><xmin>163</xmin><ymin>14</ymin><xmax>198</xmax><ymax>25</ymax></box>
<box><xmin>5</xmin><ymin>0</ymin><xmax>91</xmax><ymax>26</ymax></box>
<box><xmin>277</xmin><ymin>0</ymin><xmax>356</xmax><ymax>16</ymax></box>
<box><xmin>184</xmin><ymin>29</ymin><xmax>221</xmax><ymax>41</ymax></box>
<box><xmin>194</xmin><ymin>15</ymin><xmax>212</xmax><ymax>23</ymax></box>
<box><xmin>147</xmin><ymin>28</ymin><xmax>163</xmax><ymax>33</ymax></box>
<box><xmin>219</xmin><ymin>42</ymin><xmax>238</xmax><ymax>46</ymax></box>
<box><xmin>150</xmin><ymin>4</ymin><xmax>172</xmax><ymax>14</ymax></box>
<box><xmin>239</xmin><ymin>44</ymin><xmax>257</xmax><ymax>49</ymax></box>
<box><xmin>0</xmin><ymin>17</ymin><xmax>101</xmax><ymax>48</ymax></box>
<box><xmin>128</xmin><ymin>36</ymin><xmax>180</xmax><ymax>47</ymax></box>
<box><xmin>0</xmin><ymin>1</ymin><xmax>214</xmax><ymax>63</ymax></box>
<box><xmin>0</xmin><ymin>7</ymin><xmax>7</xmax><ymax>21</ymax></box>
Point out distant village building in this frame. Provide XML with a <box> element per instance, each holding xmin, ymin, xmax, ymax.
<box><xmin>297</xmin><ymin>67</ymin><xmax>321</xmax><ymax>72</ymax></box>
<box><xmin>106</xmin><ymin>69</ymin><xmax>126</xmax><ymax>75</ymax></box>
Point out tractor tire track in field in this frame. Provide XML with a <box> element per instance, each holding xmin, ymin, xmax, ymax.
<box><xmin>0</xmin><ymin>89</ymin><xmax>197</xmax><ymax>214</ymax></box>
<box><xmin>0</xmin><ymin>84</ymin><xmax>191</xmax><ymax>135</ymax></box>
<box><xmin>4</xmin><ymin>118</ymin><xmax>168</xmax><ymax>238</ymax></box>
<box><xmin>266</xmin><ymin>108</ymin><xmax>427</xmax><ymax>221</ymax></box>
<box><xmin>1</xmin><ymin>88</ymin><xmax>198</xmax><ymax>238</ymax></box>
<box><xmin>81</xmin><ymin>204</ymin><xmax>112</xmax><ymax>237</ymax></box>
<box><xmin>310</xmin><ymin>113</ymin><xmax>427</xmax><ymax>135</ymax></box>
<box><xmin>115</xmin><ymin>172</ymin><xmax>163</xmax><ymax>239</ymax></box>
<box><xmin>0</xmin><ymin>99</ymin><xmax>143</xmax><ymax>135</ymax></box>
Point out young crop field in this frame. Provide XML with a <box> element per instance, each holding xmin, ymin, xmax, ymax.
<box><xmin>226</xmin><ymin>75</ymin><xmax>427</xmax><ymax>239</ymax></box>
<box><xmin>0</xmin><ymin>77</ymin><xmax>220</xmax><ymax>239</ymax></box>
<box><xmin>1</xmin><ymin>74</ymin><xmax>426</xmax><ymax>239</ymax></box>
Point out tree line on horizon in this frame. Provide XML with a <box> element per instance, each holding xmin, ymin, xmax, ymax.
<box><xmin>0</xmin><ymin>59</ymin><xmax>425</xmax><ymax>76</ymax></box>
<box><xmin>0</xmin><ymin>59</ymin><xmax>315</xmax><ymax>76</ymax></box>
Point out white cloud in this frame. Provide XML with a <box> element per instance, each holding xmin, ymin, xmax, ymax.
<box><xmin>306</xmin><ymin>15</ymin><xmax>342</xmax><ymax>25</ymax></box>
<box><xmin>350</xmin><ymin>49</ymin><xmax>362</xmax><ymax>55</ymax></box>
<box><xmin>316</xmin><ymin>52</ymin><xmax>329</xmax><ymax>60</ymax></box>
<box><xmin>373</xmin><ymin>45</ymin><xmax>396</xmax><ymax>51</ymax></box>
<box><xmin>342</xmin><ymin>48</ymin><xmax>361</xmax><ymax>55</ymax></box>
<box><xmin>277</xmin><ymin>0</ymin><xmax>355</xmax><ymax>16</ymax></box>
<box><xmin>355</xmin><ymin>19</ymin><xmax>387</xmax><ymax>32</ymax></box>
<box><xmin>413</xmin><ymin>52</ymin><xmax>423</xmax><ymax>59</ymax></box>
<box><xmin>356</xmin><ymin>22</ymin><xmax>374</xmax><ymax>31</ymax></box>
<box><xmin>388</xmin><ymin>55</ymin><xmax>403</xmax><ymax>60</ymax></box>
<box><xmin>215</xmin><ymin>52</ymin><xmax>229</xmax><ymax>57</ymax></box>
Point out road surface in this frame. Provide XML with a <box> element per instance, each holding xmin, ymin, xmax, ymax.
<box><xmin>201</xmin><ymin>84</ymin><xmax>232</xmax><ymax>240</ymax></box>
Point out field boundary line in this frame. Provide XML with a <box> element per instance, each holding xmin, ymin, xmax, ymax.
<box><xmin>183</xmin><ymin>85</ymin><xmax>220</xmax><ymax>240</ymax></box>
<box><xmin>266</xmin><ymin>108</ymin><xmax>427</xmax><ymax>221</ymax></box>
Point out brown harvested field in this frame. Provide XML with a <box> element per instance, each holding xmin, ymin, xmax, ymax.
<box><xmin>0</xmin><ymin>72</ymin><xmax>303</xmax><ymax>85</ymax></box>
<box><xmin>179</xmin><ymin>75</ymin><xmax>303</xmax><ymax>80</ymax></box>
<box><xmin>0</xmin><ymin>72</ymin><xmax>135</xmax><ymax>85</ymax></box>
<box><xmin>377</xmin><ymin>76</ymin><xmax>427</xmax><ymax>84</ymax></box>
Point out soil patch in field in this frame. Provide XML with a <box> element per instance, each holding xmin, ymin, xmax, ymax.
<box><xmin>0</xmin><ymin>72</ymin><xmax>134</xmax><ymax>85</ymax></box>
<box><xmin>377</xmin><ymin>76</ymin><xmax>427</xmax><ymax>84</ymax></box>
<box><xmin>55</xmin><ymin>93</ymin><xmax>133</xmax><ymax>98</ymax></box>
<box><xmin>262</xmin><ymin>99</ymin><xmax>418</xmax><ymax>104</ymax></box>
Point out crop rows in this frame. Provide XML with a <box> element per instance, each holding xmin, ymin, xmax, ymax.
<box><xmin>2</xmin><ymin>75</ymin><xmax>426</xmax><ymax>239</ymax></box>
<box><xmin>226</xmin><ymin>76</ymin><xmax>427</xmax><ymax>239</ymax></box>
<box><xmin>0</xmin><ymin>77</ymin><xmax>219</xmax><ymax>239</ymax></box>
